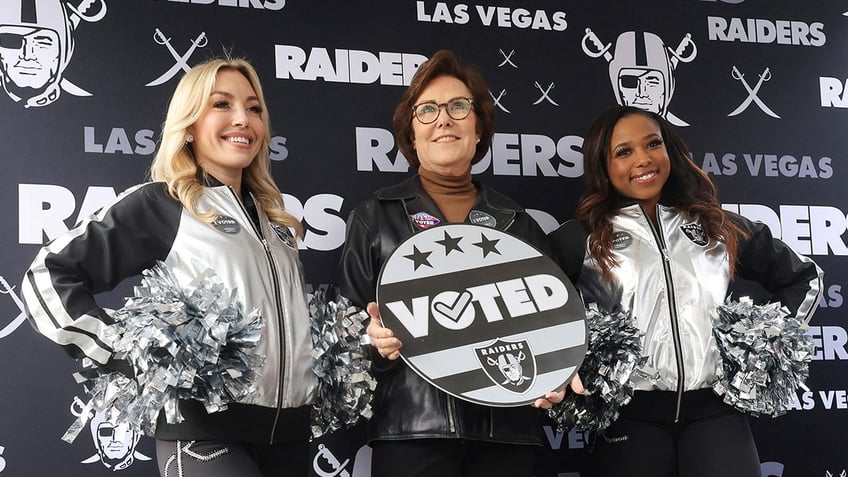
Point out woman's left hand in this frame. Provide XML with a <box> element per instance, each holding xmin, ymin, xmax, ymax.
<box><xmin>365</xmin><ymin>302</ymin><xmax>403</xmax><ymax>360</ymax></box>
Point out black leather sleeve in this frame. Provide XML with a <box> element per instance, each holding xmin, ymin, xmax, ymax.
<box><xmin>732</xmin><ymin>213</ymin><xmax>823</xmax><ymax>322</ymax></box>
<box><xmin>547</xmin><ymin>219</ymin><xmax>588</xmax><ymax>284</ymax></box>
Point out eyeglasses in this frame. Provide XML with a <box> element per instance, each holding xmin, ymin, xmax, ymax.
<box><xmin>412</xmin><ymin>97</ymin><xmax>474</xmax><ymax>124</ymax></box>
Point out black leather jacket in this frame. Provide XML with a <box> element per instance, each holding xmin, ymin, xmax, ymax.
<box><xmin>337</xmin><ymin>175</ymin><xmax>548</xmax><ymax>444</ymax></box>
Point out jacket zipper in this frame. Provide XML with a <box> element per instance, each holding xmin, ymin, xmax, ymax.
<box><xmin>642</xmin><ymin>205</ymin><xmax>685</xmax><ymax>422</ymax></box>
<box><xmin>227</xmin><ymin>187</ymin><xmax>287</xmax><ymax>444</ymax></box>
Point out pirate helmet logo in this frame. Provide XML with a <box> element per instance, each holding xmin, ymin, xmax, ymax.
<box><xmin>0</xmin><ymin>0</ymin><xmax>106</xmax><ymax>107</ymax></box>
<box><xmin>68</xmin><ymin>395</ymin><xmax>151</xmax><ymax>471</ymax></box>
<box><xmin>680</xmin><ymin>222</ymin><xmax>708</xmax><ymax>246</ymax></box>
<box><xmin>609</xmin><ymin>31</ymin><xmax>674</xmax><ymax>117</ymax></box>
<box><xmin>474</xmin><ymin>338</ymin><xmax>537</xmax><ymax>394</ymax></box>
<box><xmin>582</xmin><ymin>27</ymin><xmax>697</xmax><ymax>126</ymax></box>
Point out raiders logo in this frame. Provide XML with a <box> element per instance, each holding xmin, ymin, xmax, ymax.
<box><xmin>270</xmin><ymin>223</ymin><xmax>297</xmax><ymax>249</ymax></box>
<box><xmin>377</xmin><ymin>223</ymin><xmax>587</xmax><ymax>407</ymax></box>
<box><xmin>680</xmin><ymin>222</ymin><xmax>708</xmax><ymax>246</ymax></box>
<box><xmin>474</xmin><ymin>338</ymin><xmax>537</xmax><ymax>394</ymax></box>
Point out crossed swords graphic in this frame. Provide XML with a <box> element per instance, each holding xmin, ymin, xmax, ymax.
<box><xmin>533</xmin><ymin>82</ymin><xmax>558</xmax><ymax>106</ymax></box>
<box><xmin>0</xmin><ymin>276</ymin><xmax>27</xmax><ymax>339</ymax></box>
<box><xmin>313</xmin><ymin>444</ymin><xmax>351</xmax><ymax>477</ymax></box>
<box><xmin>146</xmin><ymin>29</ymin><xmax>208</xmax><ymax>87</ymax></box>
<box><xmin>728</xmin><ymin>66</ymin><xmax>780</xmax><ymax>118</ymax></box>
<box><xmin>498</xmin><ymin>49</ymin><xmax>518</xmax><ymax>68</ymax></box>
<box><xmin>489</xmin><ymin>89</ymin><xmax>511</xmax><ymax>113</ymax></box>
<box><xmin>493</xmin><ymin>49</ymin><xmax>559</xmax><ymax>109</ymax></box>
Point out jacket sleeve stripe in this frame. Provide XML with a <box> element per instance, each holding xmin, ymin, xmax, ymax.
<box><xmin>23</xmin><ymin>254</ymin><xmax>114</xmax><ymax>365</ymax></box>
<box><xmin>21</xmin><ymin>184</ymin><xmax>155</xmax><ymax>365</ymax></box>
<box><xmin>794</xmin><ymin>254</ymin><xmax>824</xmax><ymax>324</ymax></box>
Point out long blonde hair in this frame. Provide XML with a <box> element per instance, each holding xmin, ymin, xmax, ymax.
<box><xmin>149</xmin><ymin>57</ymin><xmax>303</xmax><ymax>237</ymax></box>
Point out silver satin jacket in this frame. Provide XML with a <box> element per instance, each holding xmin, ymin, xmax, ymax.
<box><xmin>22</xmin><ymin>182</ymin><xmax>317</xmax><ymax>421</ymax></box>
<box><xmin>552</xmin><ymin>204</ymin><xmax>823</xmax><ymax>395</ymax></box>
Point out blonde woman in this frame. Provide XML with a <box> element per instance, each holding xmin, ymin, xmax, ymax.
<box><xmin>22</xmin><ymin>57</ymin><xmax>316</xmax><ymax>477</ymax></box>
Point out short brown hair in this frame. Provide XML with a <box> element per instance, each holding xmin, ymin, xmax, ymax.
<box><xmin>392</xmin><ymin>50</ymin><xmax>495</xmax><ymax>168</ymax></box>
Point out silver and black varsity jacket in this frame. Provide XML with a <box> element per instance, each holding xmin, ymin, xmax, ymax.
<box><xmin>22</xmin><ymin>181</ymin><xmax>317</xmax><ymax>443</ymax></box>
<box><xmin>551</xmin><ymin>203</ymin><xmax>823</xmax><ymax>397</ymax></box>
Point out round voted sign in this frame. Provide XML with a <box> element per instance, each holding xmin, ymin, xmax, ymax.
<box><xmin>376</xmin><ymin>223</ymin><xmax>587</xmax><ymax>407</ymax></box>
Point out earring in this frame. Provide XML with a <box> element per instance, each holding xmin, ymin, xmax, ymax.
<box><xmin>185</xmin><ymin>134</ymin><xmax>194</xmax><ymax>143</ymax></box>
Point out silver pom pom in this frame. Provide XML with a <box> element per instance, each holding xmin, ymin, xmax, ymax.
<box><xmin>548</xmin><ymin>303</ymin><xmax>644</xmax><ymax>433</ymax></box>
<box><xmin>62</xmin><ymin>261</ymin><xmax>264</xmax><ymax>442</ymax></box>
<box><xmin>711</xmin><ymin>297</ymin><xmax>813</xmax><ymax>417</ymax></box>
<box><xmin>308</xmin><ymin>291</ymin><xmax>376</xmax><ymax>438</ymax></box>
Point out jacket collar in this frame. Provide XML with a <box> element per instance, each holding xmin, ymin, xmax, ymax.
<box><xmin>377</xmin><ymin>174</ymin><xmax>421</xmax><ymax>200</ymax></box>
<box><xmin>377</xmin><ymin>174</ymin><xmax>522</xmax><ymax>228</ymax></box>
<box><xmin>201</xmin><ymin>173</ymin><xmax>227</xmax><ymax>188</ymax></box>
<box><xmin>201</xmin><ymin>173</ymin><xmax>255</xmax><ymax>197</ymax></box>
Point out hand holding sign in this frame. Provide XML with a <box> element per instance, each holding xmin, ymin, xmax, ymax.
<box><xmin>376</xmin><ymin>224</ymin><xmax>587</xmax><ymax>407</ymax></box>
<box><xmin>532</xmin><ymin>374</ymin><xmax>585</xmax><ymax>410</ymax></box>
<box><xmin>366</xmin><ymin>302</ymin><xmax>402</xmax><ymax>360</ymax></box>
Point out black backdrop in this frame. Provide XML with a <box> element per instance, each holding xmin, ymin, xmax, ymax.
<box><xmin>0</xmin><ymin>1</ymin><xmax>845</xmax><ymax>476</ymax></box>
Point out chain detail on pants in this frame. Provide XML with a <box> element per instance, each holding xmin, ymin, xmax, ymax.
<box><xmin>162</xmin><ymin>440</ymin><xmax>230</xmax><ymax>477</ymax></box>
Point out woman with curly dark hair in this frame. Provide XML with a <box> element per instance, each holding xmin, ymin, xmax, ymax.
<box><xmin>549</xmin><ymin>106</ymin><xmax>823</xmax><ymax>477</ymax></box>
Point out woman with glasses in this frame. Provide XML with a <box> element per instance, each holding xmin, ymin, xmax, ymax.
<box><xmin>336</xmin><ymin>50</ymin><xmax>570</xmax><ymax>477</ymax></box>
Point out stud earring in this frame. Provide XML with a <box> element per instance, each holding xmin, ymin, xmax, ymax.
<box><xmin>185</xmin><ymin>134</ymin><xmax>194</xmax><ymax>143</ymax></box>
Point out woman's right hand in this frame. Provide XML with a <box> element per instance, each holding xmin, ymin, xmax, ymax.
<box><xmin>366</xmin><ymin>302</ymin><xmax>403</xmax><ymax>360</ymax></box>
<box><xmin>532</xmin><ymin>373</ymin><xmax>584</xmax><ymax>409</ymax></box>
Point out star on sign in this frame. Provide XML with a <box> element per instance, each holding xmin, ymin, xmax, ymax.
<box><xmin>404</xmin><ymin>245</ymin><xmax>433</xmax><ymax>270</ymax></box>
<box><xmin>436</xmin><ymin>231</ymin><xmax>463</xmax><ymax>255</ymax></box>
<box><xmin>473</xmin><ymin>233</ymin><xmax>501</xmax><ymax>258</ymax></box>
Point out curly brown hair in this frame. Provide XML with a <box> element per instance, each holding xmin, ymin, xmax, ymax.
<box><xmin>576</xmin><ymin>106</ymin><xmax>748</xmax><ymax>280</ymax></box>
<box><xmin>392</xmin><ymin>50</ymin><xmax>495</xmax><ymax>168</ymax></box>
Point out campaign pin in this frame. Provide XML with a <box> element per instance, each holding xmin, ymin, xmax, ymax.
<box><xmin>377</xmin><ymin>223</ymin><xmax>587</xmax><ymax>407</ymax></box>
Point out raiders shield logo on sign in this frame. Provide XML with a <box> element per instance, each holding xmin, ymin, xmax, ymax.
<box><xmin>377</xmin><ymin>223</ymin><xmax>587</xmax><ymax>407</ymax></box>
<box><xmin>474</xmin><ymin>338</ymin><xmax>537</xmax><ymax>394</ymax></box>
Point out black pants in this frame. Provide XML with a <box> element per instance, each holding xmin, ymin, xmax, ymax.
<box><xmin>155</xmin><ymin>439</ymin><xmax>308</xmax><ymax>477</ymax></box>
<box><xmin>587</xmin><ymin>390</ymin><xmax>761</xmax><ymax>477</ymax></box>
<box><xmin>369</xmin><ymin>438</ymin><xmax>539</xmax><ymax>477</ymax></box>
